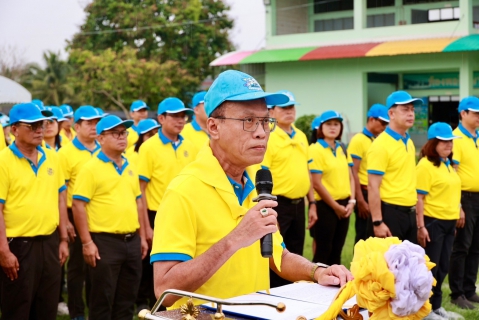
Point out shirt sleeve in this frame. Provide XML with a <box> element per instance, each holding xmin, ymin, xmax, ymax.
<box><xmin>416</xmin><ymin>160</ymin><xmax>432</xmax><ymax>195</ymax></box>
<box><xmin>452</xmin><ymin>138</ymin><xmax>462</xmax><ymax>165</ymax></box>
<box><xmin>58</xmin><ymin>149</ymin><xmax>71</xmax><ymax>182</ymax></box>
<box><xmin>309</xmin><ymin>144</ymin><xmax>324</xmax><ymax>174</ymax></box>
<box><xmin>348</xmin><ymin>135</ymin><xmax>364</xmax><ymax>160</ymax></box>
<box><xmin>72</xmin><ymin>165</ymin><xmax>95</xmax><ymax>203</ymax></box>
<box><xmin>367</xmin><ymin>142</ymin><xmax>388</xmax><ymax>175</ymax></box>
<box><xmin>130</xmin><ymin>163</ymin><xmax>142</xmax><ymax>199</ymax></box>
<box><xmin>55</xmin><ymin>154</ymin><xmax>66</xmax><ymax>193</ymax></box>
<box><xmin>347</xmin><ymin>152</ymin><xmax>353</xmax><ymax>167</ymax></box>
<box><xmin>0</xmin><ymin>157</ymin><xmax>9</xmax><ymax>203</ymax></box>
<box><xmin>138</xmin><ymin>143</ymin><xmax>153</xmax><ymax>182</ymax></box>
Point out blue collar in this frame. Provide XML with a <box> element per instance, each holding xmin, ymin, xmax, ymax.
<box><xmin>385</xmin><ymin>126</ymin><xmax>410</xmax><ymax>146</ymax></box>
<box><xmin>362</xmin><ymin>127</ymin><xmax>375</xmax><ymax>138</ymax></box>
<box><xmin>97</xmin><ymin>151</ymin><xmax>129</xmax><ymax>175</ymax></box>
<box><xmin>226</xmin><ymin>171</ymin><xmax>255</xmax><ymax>206</ymax></box>
<box><xmin>317</xmin><ymin>139</ymin><xmax>341</xmax><ymax>156</ymax></box>
<box><xmin>72</xmin><ymin>137</ymin><xmax>101</xmax><ymax>154</ymax></box>
<box><xmin>131</xmin><ymin>124</ymin><xmax>139</xmax><ymax>133</ymax></box>
<box><xmin>9</xmin><ymin>142</ymin><xmax>46</xmax><ymax>175</ymax></box>
<box><xmin>442</xmin><ymin>158</ymin><xmax>451</xmax><ymax>167</ymax></box>
<box><xmin>458</xmin><ymin>123</ymin><xmax>478</xmax><ymax>144</ymax></box>
<box><xmin>286</xmin><ymin>126</ymin><xmax>296</xmax><ymax>138</ymax></box>
<box><xmin>159</xmin><ymin>129</ymin><xmax>184</xmax><ymax>150</ymax></box>
<box><xmin>191</xmin><ymin>117</ymin><xmax>202</xmax><ymax>132</ymax></box>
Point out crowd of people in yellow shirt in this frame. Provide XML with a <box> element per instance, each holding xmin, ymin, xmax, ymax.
<box><xmin>0</xmin><ymin>69</ymin><xmax>478</xmax><ymax>320</ymax></box>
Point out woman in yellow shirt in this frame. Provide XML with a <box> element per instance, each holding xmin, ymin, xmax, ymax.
<box><xmin>125</xmin><ymin>119</ymin><xmax>160</xmax><ymax>168</ymax></box>
<box><xmin>416</xmin><ymin>122</ymin><xmax>462</xmax><ymax>319</ymax></box>
<box><xmin>309</xmin><ymin>110</ymin><xmax>355</xmax><ymax>265</ymax></box>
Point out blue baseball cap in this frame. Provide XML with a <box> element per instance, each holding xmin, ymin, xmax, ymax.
<box><xmin>367</xmin><ymin>104</ymin><xmax>390</xmax><ymax>122</ymax></box>
<box><xmin>96</xmin><ymin>115</ymin><xmax>133</xmax><ymax>135</ymax></box>
<box><xmin>29</xmin><ymin>99</ymin><xmax>54</xmax><ymax>117</ymax></box>
<box><xmin>74</xmin><ymin>105</ymin><xmax>105</xmax><ymax>123</ymax></box>
<box><xmin>137</xmin><ymin>119</ymin><xmax>161</xmax><ymax>134</ymax></box>
<box><xmin>9</xmin><ymin>103</ymin><xmax>51</xmax><ymax>124</ymax></box>
<box><xmin>130</xmin><ymin>100</ymin><xmax>149</xmax><ymax>112</ymax></box>
<box><xmin>60</xmin><ymin>104</ymin><xmax>74</xmax><ymax>118</ymax></box>
<box><xmin>458</xmin><ymin>96</ymin><xmax>479</xmax><ymax>113</ymax></box>
<box><xmin>386</xmin><ymin>91</ymin><xmax>423</xmax><ymax>109</ymax></box>
<box><xmin>319</xmin><ymin>110</ymin><xmax>343</xmax><ymax>124</ymax></box>
<box><xmin>311</xmin><ymin>116</ymin><xmax>321</xmax><ymax>130</ymax></box>
<box><xmin>204</xmin><ymin>70</ymin><xmax>289</xmax><ymax>117</ymax></box>
<box><xmin>48</xmin><ymin>107</ymin><xmax>67</xmax><ymax>122</ymax></box>
<box><xmin>31</xmin><ymin>99</ymin><xmax>44</xmax><ymax>108</ymax></box>
<box><xmin>273</xmin><ymin>90</ymin><xmax>300</xmax><ymax>107</ymax></box>
<box><xmin>192</xmin><ymin>91</ymin><xmax>207</xmax><ymax>108</ymax></box>
<box><xmin>158</xmin><ymin>97</ymin><xmax>193</xmax><ymax>115</ymax></box>
<box><xmin>427</xmin><ymin>122</ymin><xmax>461</xmax><ymax>140</ymax></box>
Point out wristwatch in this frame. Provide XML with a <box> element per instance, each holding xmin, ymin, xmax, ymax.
<box><xmin>372</xmin><ymin>220</ymin><xmax>383</xmax><ymax>227</ymax></box>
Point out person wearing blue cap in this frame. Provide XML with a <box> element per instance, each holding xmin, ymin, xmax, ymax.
<box><xmin>44</xmin><ymin>107</ymin><xmax>67</xmax><ymax>151</ymax></box>
<box><xmin>261</xmin><ymin>90</ymin><xmax>317</xmax><ymax>288</ymax></box>
<box><xmin>347</xmin><ymin>104</ymin><xmax>389</xmax><ymax>243</ymax></box>
<box><xmin>60</xmin><ymin>104</ymin><xmax>76</xmax><ymax>144</ymax></box>
<box><xmin>310</xmin><ymin>116</ymin><xmax>321</xmax><ymax>143</ymax></box>
<box><xmin>72</xmin><ymin>115</ymin><xmax>148</xmax><ymax>319</ymax></box>
<box><xmin>58</xmin><ymin>105</ymin><xmax>104</xmax><ymax>320</ymax></box>
<box><xmin>127</xmin><ymin>100</ymin><xmax>150</xmax><ymax>150</ymax></box>
<box><xmin>126</xmin><ymin>119</ymin><xmax>161</xmax><ymax>166</ymax></box>
<box><xmin>367</xmin><ymin>90</ymin><xmax>421</xmax><ymax>242</ymax></box>
<box><xmin>415</xmin><ymin>123</ymin><xmax>463</xmax><ymax>319</ymax></box>
<box><xmin>182</xmin><ymin>91</ymin><xmax>209</xmax><ymax>149</ymax></box>
<box><xmin>448</xmin><ymin>96</ymin><xmax>479</xmax><ymax>309</ymax></box>
<box><xmin>0</xmin><ymin>114</ymin><xmax>11</xmax><ymax>148</ymax></box>
<box><xmin>150</xmin><ymin>70</ymin><xmax>352</xmax><ymax>309</ymax></box>
<box><xmin>0</xmin><ymin>102</ymin><xmax>69</xmax><ymax>319</ymax></box>
<box><xmin>309</xmin><ymin>110</ymin><xmax>355</xmax><ymax>265</ymax></box>
<box><xmin>0</xmin><ymin>113</ymin><xmax>6</xmax><ymax>151</ymax></box>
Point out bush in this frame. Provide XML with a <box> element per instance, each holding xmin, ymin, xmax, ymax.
<box><xmin>295</xmin><ymin>114</ymin><xmax>317</xmax><ymax>143</ymax></box>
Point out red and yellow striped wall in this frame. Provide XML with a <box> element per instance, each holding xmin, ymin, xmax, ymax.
<box><xmin>210</xmin><ymin>35</ymin><xmax>479</xmax><ymax>66</ymax></box>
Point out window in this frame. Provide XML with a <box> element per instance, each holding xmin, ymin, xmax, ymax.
<box><xmin>428</xmin><ymin>7</ymin><xmax>460</xmax><ymax>22</ymax></box>
<box><xmin>314</xmin><ymin>0</ymin><xmax>353</xmax><ymax>14</ymax></box>
<box><xmin>367</xmin><ymin>0</ymin><xmax>395</xmax><ymax>8</ymax></box>
<box><xmin>474</xmin><ymin>6</ymin><xmax>479</xmax><ymax>29</ymax></box>
<box><xmin>367</xmin><ymin>13</ymin><xmax>395</xmax><ymax>27</ymax></box>
<box><xmin>404</xmin><ymin>0</ymin><xmax>451</xmax><ymax>4</ymax></box>
<box><xmin>314</xmin><ymin>17</ymin><xmax>354</xmax><ymax>32</ymax></box>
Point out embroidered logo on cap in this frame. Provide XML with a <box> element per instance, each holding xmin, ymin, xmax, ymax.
<box><xmin>242</xmin><ymin>78</ymin><xmax>262</xmax><ymax>91</ymax></box>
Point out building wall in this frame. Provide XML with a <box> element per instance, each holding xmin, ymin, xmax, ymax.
<box><xmin>275</xmin><ymin>0</ymin><xmax>309</xmax><ymax>35</ymax></box>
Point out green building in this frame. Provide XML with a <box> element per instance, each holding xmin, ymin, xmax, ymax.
<box><xmin>212</xmin><ymin>0</ymin><xmax>479</xmax><ymax>146</ymax></box>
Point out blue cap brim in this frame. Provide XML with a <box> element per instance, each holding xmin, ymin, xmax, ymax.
<box><xmin>41</xmin><ymin>110</ymin><xmax>54</xmax><ymax>117</ymax></box>
<box><xmin>377</xmin><ymin>116</ymin><xmax>390</xmax><ymax>122</ymax></box>
<box><xmin>15</xmin><ymin>115</ymin><xmax>50</xmax><ymax>124</ymax></box>
<box><xmin>131</xmin><ymin>106</ymin><xmax>150</xmax><ymax>112</ymax></box>
<box><xmin>160</xmin><ymin>108</ymin><xmax>194</xmax><ymax>115</ymax></box>
<box><xmin>76</xmin><ymin>114</ymin><xmax>105</xmax><ymax>123</ymax></box>
<box><xmin>226</xmin><ymin>91</ymin><xmax>289</xmax><ymax>106</ymax></box>
<box><xmin>392</xmin><ymin>98</ymin><xmax>423</xmax><ymax>108</ymax></box>
<box><xmin>102</xmin><ymin>120</ymin><xmax>134</xmax><ymax>132</ymax></box>
<box><xmin>275</xmin><ymin>102</ymin><xmax>300</xmax><ymax>107</ymax></box>
<box><xmin>435</xmin><ymin>135</ymin><xmax>462</xmax><ymax>141</ymax></box>
<box><xmin>321</xmin><ymin>116</ymin><xmax>343</xmax><ymax>124</ymax></box>
<box><xmin>139</xmin><ymin>124</ymin><xmax>161</xmax><ymax>134</ymax></box>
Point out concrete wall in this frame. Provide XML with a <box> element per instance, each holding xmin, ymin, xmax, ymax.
<box><xmin>275</xmin><ymin>0</ymin><xmax>309</xmax><ymax>35</ymax></box>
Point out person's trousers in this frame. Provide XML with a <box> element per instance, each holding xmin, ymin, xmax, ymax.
<box><xmin>0</xmin><ymin>231</ymin><xmax>60</xmax><ymax>320</ymax></box>
<box><xmin>423</xmin><ymin>216</ymin><xmax>456</xmax><ymax>310</ymax></box>
<box><xmin>449</xmin><ymin>191</ymin><xmax>479</xmax><ymax>300</ymax></box>
<box><xmin>88</xmin><ymin>232</ymin><xmax>142</xmax><ymax>320</ymax></box>
<box><xmin>67</xmin><ymin>208</ymin><xmax>89</xmax><ymax>318</ymax></box>
<box><xmin>354</xmin><ymin>188</ymin><xmax>370</xmax><ymax>244</ymax></box>
<box><xmin>136</xmin><ymin>209</ymin><xmax>157</xmax><ymax>308</ymax></box>
<box><xmin>269</xmin><ymin>196</ymin><xmax>305</xmax><ymax>288</ymax></box>
<box><xmin>312</xmin><ymin>199</ymin><xmax>350</xmax><ymax>265</ymax></box>
<box><xmin>373</xmin><ymin>202</ymin><xmax>417</xmax><ymax>243</ymax></box>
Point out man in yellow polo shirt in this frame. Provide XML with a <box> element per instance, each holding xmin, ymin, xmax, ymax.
<box><xmin>127</xmin><ymin>100</ymin><xmax>149</xmax><ymax>150</ymax></box>
<box><xmin>138</xmin><ymin>97</ymin><xmax>197</xmax><ymax>308</ymax></box>
<box><xmin>261</xmin><ymin>90</ymin><xmax>317</xmax><ymax>288</ymax></box>
<box><xmin>182</xmin><ymin>91</ymin><xmax>209</xmax><ymax>149</ymax></box>
<box><xmin>58</xmin><ymin>105</ymin><xmax>104</xmax><ymax>319</ymax></box>
<box><xmin>348</xmin><ymin>104</ymin><xmax>389</xmax><ymax>243</ymax></box>
<box><xmin>59</xmin><ymin>104</ymin><xmax>76</xmax><ymax>144</ymax></box>
<box><xmin>0</xmin><ymin>103</ymin><xmax>69</xmax><ymax>319</ymax></box>
<box><xmin>367</xmin><ymin>91</ymin><xmax>421</xmax><ymax>242</ymax></box>
<box><xmin>151</xmin><ymin>70</ymin><xmax>352</xmax><ymax>309</ymax></box>
<box><xmin>72</xmin><ymin>115</ymin><xmax>148</xmax><ymax>319</ymax></box>
<box><xmin>448</xmin><ymin>96</ymin><xmax>479</xmax><ymax>309</ymax></box>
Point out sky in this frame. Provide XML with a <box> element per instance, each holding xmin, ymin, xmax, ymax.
<box><xmin>0</xmin><ymin>0</ymin><xmax>265</xmax><ymax>66</ymax></box>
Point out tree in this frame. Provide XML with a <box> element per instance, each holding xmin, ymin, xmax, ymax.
<box><xmin>295</xmin><ymin>114</ymin><xmax>318</xmax><ymax>144</ymax></box>
<box><xmin>21</xmin><ymin>51</ymin><xmax>75</xmax><ymax>105</ymax></box>
<box><xmin>68</xmin><ymin>47</ymin><xmax>198</xmax><ymax>117</ymax></box>
<box><xmin>68</xmin><ymin>0</ymin><xmax>234</xmax><ymax>93</ymax></box>
<box><xmin>0</xmin><ymin>45</ymin><xmax>28</xmax><ymax>82</ymax></box>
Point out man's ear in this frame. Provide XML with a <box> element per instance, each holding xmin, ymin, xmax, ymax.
<box><xmin>207</xmin><ymin>118</ymin><xmax>219</xmax><ymax>140</ymax></box>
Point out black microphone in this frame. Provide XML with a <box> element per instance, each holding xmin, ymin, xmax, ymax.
<box><xmin>253</xmin><ymin>169</ymin><xmax>277</xmax><ymax>258</ymax></box>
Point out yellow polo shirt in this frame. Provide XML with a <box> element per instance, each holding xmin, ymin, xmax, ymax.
<box><xmin>58</xmin><ymin>137</ymin><xmax>101</xmax><ymax>208</ymax></box>
<box><xmin>0</xmin><ymin>128</ymin><xmax>6</xmax><ymax>151</ymax></box>
<box><xmin>367</xmin><ymin>127</ymin><xmax>416</xmax><ymax>206</ymax></box>
<box><xmin>0</xmin><ymin>143</ymin><xmax>65</xmax><ymax>237</ymax></box>
<box><xmin>261</xmin><ymin>125</ymin><xmax>311</xmax><ymax>199</ymax></box>
<box><xmin>126</xmin><ymin>126</ymin><xmax>139</xmax><ymax>150</ymax></box>
<box><xmin>181</xmin><ymin>118</ymin><xmax>209</xmax><ymax>150</ymax></box>
<box><xmin>452</xmin><ymin>124</ymin><xmax>479</xmax><ymax>192</ymax></box>
<box><xmin>125</xmin><ymin>148</ymin><xmax>139</xmax><ymax>168</ymax></box>
<box><xmin>59</xmin><ymin>128</ymin><xmax>76</xmax><ymax>145</ymax></box>
<box><xmin>138</xmin><ymin>130</ymin><xmax>198</xmax><ymax>211</ymax></box>
<box><xmin>72</xmin><ymin>152</ymin><xmax>141</xmax><ymax>233</ymax></box>
<box><xmin>309</xmin><ymin>139</ymin><xmax>353</xmax><ymax>201</ymax></box>
<box><xmin>150</xmin><ymin>145</ymin><xmax>284</xmax><ymax>309</ymax></box>
<box><xmin>348</xmin><ymin>128</ymin><xmax>375</xmax><ymax>186</ymax></box>
<box><xmin>416</xmin><ymin>157</ymin><xmax>461</xmax><ymax>220</ymax></box>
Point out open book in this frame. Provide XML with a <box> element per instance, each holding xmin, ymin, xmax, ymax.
<box><xmin>202</xmin><ymin>282</ymin><xmax>369</xmax><ymax>320</ymax></box>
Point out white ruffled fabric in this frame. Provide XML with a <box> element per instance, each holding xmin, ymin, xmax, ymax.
<box><xmin>384</xmin><ymin>240</ymin><xmax>434</xmax><ymax>316</ymax></box>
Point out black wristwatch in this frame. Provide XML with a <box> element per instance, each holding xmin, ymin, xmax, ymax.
<box><xmin>309</xmin><ymin>200</ymin><xmax>317</xmax><ymax>205</ymax></box>
<box><xmin>372</xmin><ymin>220</ymin><xmax>383</xmax><ymax>227</ymax></box>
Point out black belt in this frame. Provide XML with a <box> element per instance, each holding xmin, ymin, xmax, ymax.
<box><xmin>382</xmin><ymin>202</ymin><xmax>415</xmax><ymax>214</ymax></box>
<box><xmin>276</xmin><ymin>195</ymin><xmax>303</xmax><ymax>205</ymax></box>
<box><xmin>7</xmin><ymin>231</ymin><xmax>56</xmax><ymax>243</ymax></box>
<box><xmin>91</xmin><ymin>232</ymin><xmax>137</xmax><ymax>242</ymax></box>
<box><xmin>462</xmin><ymin>191</ymin><xmax>479</xmax><ymax>198</ymax></box>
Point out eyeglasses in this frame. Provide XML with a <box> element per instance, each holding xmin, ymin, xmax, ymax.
<box><xmin>101</xmin><ymin>130</ymin><xmax>129</xmax><ymax>139</ymax></box>
<box><xmin>213</xmin><ymin>117</ymin><xmax>277</xmax><ymax>133</ymax></box>
<box><xmin>375</xmin><ymin>118</ymin><xmax>389</xmax><ymax>126</ymax></box>
<box><xmin>17</xmin><ymin>122</ymin><xmax>45</xmax><ymax>131</ymax></box>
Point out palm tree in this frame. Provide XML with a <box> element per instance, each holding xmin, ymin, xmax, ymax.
<box><xmin>22</xmin><ymin>51</ymin><xmax>74</xmax><ymax>105</ymax></box>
